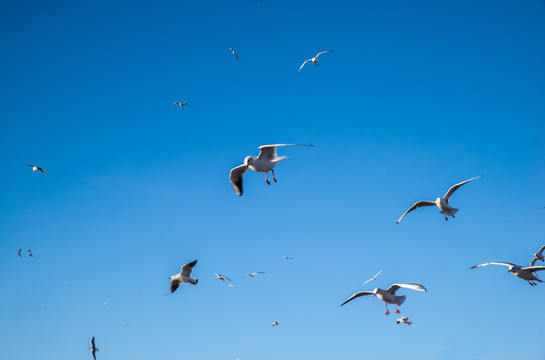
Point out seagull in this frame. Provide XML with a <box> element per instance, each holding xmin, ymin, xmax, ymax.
<box><xmin>27</xmin><ymin>165</ymin><xmax>47</xmax><ymax>174</ymax></box>
<box><xmin>340</xmin><ymin>283</ymin><xmax>427</xmax><ymax>315</ymax></box>
<box><xmin>282</xmin><ymin>256</ymin><xmax>293</xmax><ymax>260</ymax></box>
<box><xmin>397</xmin><ymin>176</ymin><xmax>481</xmax><ymax>223</ymax></box>
<box><xmin>27</xmin><ymin>249</ymin><xmax>33</xmax><ymax>257</ymax></box>
<box><xmin>245</xmin><ymin>272</ymin><xmax>265</xmax><ymax>278</ymax></box>
<box><xmin>362</xmin><ymin>270</ymin><xmax>383</xmax><ymax>285</ymax></box>
<box><xmin>272</xmin><ymin>321</ymin><xmax>279</xmax><ymax>326</ymax></box>
<box><xmin>468</xmin><ymin>262</ymin><xmax>545</xmax><ymax>286</ymax></box>
<box><xmin>229</xmin><ymin>47</ymin><xmax>239</xmax><ymax>60</ymax></box>
<box><xmin>88</xmin><ymin>336</ymin><xmax>99</xmax><ymax>360</ymax></box>
<box><xmin>162</xmin><ymin>292</ymin><xmax>168</xmax><ymax>296</ymax></box>
<box><xmin>228</xmin><ymin>284</ymin><xmax>235</xmax><ymax>287</ymax></box>
<box><xmin>397</xmin><ymin>316</ymin><xmax>412</xmax><ymax>326</ymax></box>
<box><xmin>18</xmin><ymin>249</ymin><xmax>22</xmax><ymax>257</ymax></box>
<box><xmin>229</xmin><ymin>144</ymin><xmax>313</xmax><ymax>196</ymax></box>
<box><xmin>170</xmin><ymin>260</ymin><xmax>198</xmax><ymax>293</ymax></box>
<box><xmin>173</xmin><ymin>101</ymin><xmax>187</xmax><ymax>109</ymax></box>
<box><xmin>122</xmin><ymin>323</ymin><xmax>128</xmax><ymax>327</ymax></box>
<box><xmin>298</xmin><ymin>50</ymin><xmax>332</xmax><ymax>72</ymax></box>
<box><xmin>214</xmin><ymin>273</ymin><xmax>231</xmax><ymax>282</ymax></box>
<box><xmin>530</xmin><ymin>246</ymin><xmax>545</xmax><ymax>266</ymax></box>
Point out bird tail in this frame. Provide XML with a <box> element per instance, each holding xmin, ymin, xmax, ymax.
<box><xmin>272</xmin><ymin>156</ymin><xmax>289</xmax><ymax>163</ymax></box>
<box><xmin>190</xmin><ymin>278</ymin><xmax>198</xmax><ymax>285</ymax></box>
<box><xmin>451</xmin><ymin>208</ymin><xmax>459</xmax><ymax>215</ymax></box>
<box><xmin>396</xmin><ymin>295</ymin><xmax>406</xmax><ymax>306</ymax></box>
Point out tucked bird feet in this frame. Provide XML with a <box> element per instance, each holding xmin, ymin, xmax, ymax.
<box><xmin>385</xmin><ymin>310</ymin><xmax>390</xmax><ymax>315</ymax></box>
<box><xmin>396</xmin><ymin>309</ymin><xmax>401</xmax><ymax>314</ymax></box>
<box><xmin>266</xmin><ymin>180</ymin><xmax>271</xmax><ymax>185</ymax></box>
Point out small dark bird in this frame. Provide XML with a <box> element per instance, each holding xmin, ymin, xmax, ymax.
<box><xmin>173</xmin><ymin>101</ymin><xmax>187</xmax><ymax>109</ymax></box>
<box><xmin>229</xmin><ymin>47</ymin><xmax>239</xmax><ymax>60</ymax></box>
<box><xmin>18</xmin><ymin>249</ymin><xmax>22</xmax><ymax>257</ymax></box>
<box><xmin>282</xmin><ymin>256</ymin><xmax>293</xmax><ymax>260</ymax></box>
<box><xmin>272</xmin><ymin>321</ymin><xmax>279</xmax><ymax>326</ymax></box>
<box><xmin>88</xmin><ymin>336</ymin><xmax>99</xmax><ymax>360</ymax></box>
<box><xmin>27</xmin><ymin>165</ymin><xmax>47</xmax><ymax>174</ymax></box>
<box><xmin>27</xmin><ymin>249</ymin><xmax>33</xmax><ymax>257</ymax></box>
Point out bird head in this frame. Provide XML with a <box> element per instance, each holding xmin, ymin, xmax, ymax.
<box><xmin>243</xmin><ymin>156</ymin><xmax>254</xmax><ymax>169</ymax></box>
<box><xmin>372</xmin><ymin>288</ymin><xmax>379</xmax><ymax>296</ymax></box>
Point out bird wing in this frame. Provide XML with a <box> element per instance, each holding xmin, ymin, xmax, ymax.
<box><xmin>38</xmin><ymin>167</ymin><xmax>47</xmax><ymax>174</ymax></box>
<box><xmin>521</xmin><ymin>266</ymin><xmax>545</xmax><ymax>273</ymax></box>
<box><xmin>90</xmin><ymin>337</ymin><xmax>95</xmax><ymax>347</ymax></box>
<box><xmin>257</xmin><ymin>144</ymin><xmax>313</xmax><ymax>160</ymax></box>
<box><xmin>170</xmin><ymin>279</ymin><xmax>181</xmax><ymax>293</ymax></box>
<box><xmin>396</xmin><ymin>200</ymin><xmax>436</xmax><ymax>223</ymax></box>
<box><xmin>468</xmin><ymin>262</ymin><xmax>516</xmax><ymax>270</ymax></box>
<box><xmin>315</xmin><ymin>50</ymin><xmax>332</xmax><ymax>59</ymax></box>
<box><xmin>385</xmin><ymin>283</ymin><xmax>427</xmax><ymax>295</ymax></box>
<box><xmin>339</xmin><ymin>291</ymin><xmax>374</xmax><ymax>307</ymax></box>
<box><xmin>443</xmin><ymin>176</ymin><xmax>481</xmax><ymax>203</ymax></box>
<box><xmin>531</xmin><ymin>257</ymin><xmax>538</xmax><ymax>266</ymax></box>
<box><xmin>229</xmin><ymin>164</ymin><xmax>247</xmax><ymax>196</ymax></box>
<box><xmin>299</xmin><ymin>59</ymin><xmax>312</xmax><ymax>72</ymax></box>
<box><xmin>181</xmin><ymin>260</ymin><xmax>197</xmax><ymax>276</ymax></box>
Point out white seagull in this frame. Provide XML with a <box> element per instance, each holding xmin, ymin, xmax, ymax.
<box><xmin>229</xmin><ymin>47</ymin><xmax>239</xmax><ymax>60</ymax></box>
<box><xmin>229</xmin><ymin>144</ymin><xmax>313</xmax><ymax>196</ymax></box>
<box><xmin>27</xmin><ymin>165</ymin><xmax>47</xmax><ymax>174</ymax></box>
<box><xmin>214</xmin><ymin>273</ymin><xmax>231</xmax><ymax>282</ymax></box>
<box><xmin>173</xmin><ymin>101</ymin><xmax>187</xmax><ymax>109</ymax></box>
<box><xmin>170</xmin><ymin>260</ymin><xmax>198</xmax><ymax>293</ymax></box>
<box><xmin>88</xmin><ymin>336</ymin><xmax>99</xmax><ymax>360</ymax></box>
<box><xmin>397</xmin><ymin>316</ymin><xmax>412</xmax><ymax>326</ymax></box>
<box><xmin>272</xmin><ymin>321</ymin><xmax>279</xmax><ymax>326</ymax></box>
<box><xmin>397</xmin><ymin>176</ymin><xmax>481</xmax><ymax>223</ymax></box>
<box><xmin>469</xmin><ymin>262</ymin><xmax>545</xmax><ymax>286</ymax></box>
<box><xmin>298</xmin><ymin>50</ymin><xmax>332</xmax><ymax>72</ymax></box>
<box><xmin>27</xmin><ymin>249</ymin><xmax>33</xmax><ymax>257</ymax></box>
<box><xmin>245</xmin><ymin>271</ymin><xmax>265</xmax><ymax>278</ymax></box>
<box><xmin>530</xmin><ymin>245</ymin><xmax>545</xmax><ymax>266</ymax></box>
<box><xmin>362</xmin><ymin>270</ymin><xmax>383</xmax><ymax>285</ymax></box>
<box><xmin>340</xmin><ymin>283</ymin><xmax>427</xmax><ymax>315</ymax></box>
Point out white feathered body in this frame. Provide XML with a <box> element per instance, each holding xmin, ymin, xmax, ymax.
<box><xmin>375</xmin><ymin>289</ymin><xmax>406</xmax><ymax>306</ymax></box>
<box><xmin>245</xmin><ymin>156</ymin><xmax>288</xmax><ymax>173</ymax></box>
<box><xmin>436</xmin><ymin>197</ymin><xmax>458</xmax><ymax>217</ymax></box>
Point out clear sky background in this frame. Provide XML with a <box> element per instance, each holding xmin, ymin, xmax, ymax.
<box><xmin>1</xmin><ymin>0</ymin><xmax>544</xmax><ymax>359</ymax></box>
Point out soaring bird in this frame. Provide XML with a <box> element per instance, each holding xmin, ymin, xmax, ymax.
<box><xmin>173</xmin><ymin>101</ymin><xmax>187</xmax><ymax>109</ymax></box>
<box><xmin>340</xmin><ymin>283</ymin><xmax>427</xmax><ymax>315</ymax></box>
<box><xmin>397</xmin><ymin>316</ymin><xmax>412</xmax><ymax>326</ymax></box>
<box><xmin>530</xmin><ymin>246</ymin><xmax>545</xmax><ymax>266</ymax></box>
<box><xmin>88</xmin><ymin>336</ymin><xmax>99</xmax><ymax>360</ymax></box>
<box><xmin>299</xmin><ymin>50</ymin><xmax>332</xmax><ymax>72</ymax></box>
<box><xmin>27</xmin><ymin>165</ymin><xmax>47</xmax><ymax>174</ymax></box>
<box><xmin>229</xmin><ymin>144</ymin><xmax>313</xmax><ymax>196</ymax></box>
<box><xmin>245</xmin><ymin>272</ymin><xmax>265</xmax><ymax>278</ymax></box>
<box><xmin>272</xmin><ymin>321</ymin><xmax>279</xmax><ymax>326</ymax></box>
<box><xmin>18</xmin><ymin>249</ymin><xmax>22</xmax><ymax>257</ymax></box>
<box><xmin>169</xmin><ymin>260</ymin><xmax>198</xmax><ymax>293</ymax></box>
<box><xmin>282</xmin><ymin>256</ymin><xmax>293</xmax><ymax>260</ymax></box>
<box><xmin>397</xmin><ymin>176</ymin><xmax>481</xmax><ymax>223</ymax></box>
<box><xmin>214</xmin><ymin>273</ymin><xmax>231</xmax><ymax>282</ymax></box>
<box><xmin>468</xmin><ymin>262</ymin><xmax>545</xmax><ymax>286</ymax></box>
<box><xmin>362</xmin><ymin>270</ymin><xmax>383</xmax><ymax>285</ymax></box>
<box><xmin>229</xmin><ymin>47</ymin><xmax>239</xmax><ymax>60</ymax></box>
<box><xmin>27</xmin><ymin>249</ymin><xmax>33</xmax><ymax>257</ymax></box>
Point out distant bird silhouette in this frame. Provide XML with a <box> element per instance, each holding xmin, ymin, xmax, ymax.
<box><xmin>282</xmin><ymin>256</ymin><xmax>293</xmax><ymax>260</ymax></box>
<box><xmin>27</xmin><ymin>165</ymin><xmax>47</xmax><ymax>174</ymax></box>
<box><xmin>362</xmin><ymin>270</ymin><xmax>383</xmax><ymax>285</ymax></box>
<box><xmin>299</xmin><ymin>50</ymin><xmax>333</xmax><ymax>72</ymax></box>
<box><xmin>245</xmin><ymin>272</ymin><xmax>265</xmax><ymax>278</ymax></box>
<box><xmin>18</xmin><ymin>249</ymin><xmax>22</xmax><ymax>257</ymax></box>
<box><xmin>229</xmin><ymin>47</ymin><xmax>239</xmax><ymax>60</ymax></box>
<box><xmin>88</xmin><ymin>336</ymin><xmax>99</xmax><ymax>360</ymax></box>
<box><xmin>27</xmin><ymin>249</ymin><xmax>33</xmax><ymax>257</ymax></box>
<box><xmin>214</xmin><ymin>273</ymin><xmax>231</xmax><ymax>282</ymax></box>
<box><xmin>397</xmin><ymin>176</ymin><xmax>481</xmax><ymax>223</ymax></box>
<box><xmin>170</xmin><ymin>260</ymin><xmax>198</xmax><ymax>293</ymax></box>
<box><xmin>530</xmin><ymin>246</ymin><xmax>545</xmax><ymax>266</ymax></box>
<box><xmin>272</xmin><ymin>321</ymin><xmax>279</xmax><ymax>326</ymax></box>
<box><xmin>173</xmin><ymin>101</ymin><xmax>187</xmax><ymax>109</ymax></box>
<box><xmin>397</xmin><ymin>316</ymin><xmax>412</xmax><ymax>326</ymax></box>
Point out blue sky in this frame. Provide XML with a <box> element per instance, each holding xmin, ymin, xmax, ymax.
<box><xmin>1</xmin><ymin>0</ymin><xmax>544</xmax><ymax>359</ymax></box>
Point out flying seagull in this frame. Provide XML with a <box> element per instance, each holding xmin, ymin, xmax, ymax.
<box><xmin>229</xmin><ymin>144</ymin><xmax>313</xmax><ymax>196</ymax></box>
<box><xmin>340</xmin><ymin>283</ymin><xmax>427</xmax><ymax>315</ymax></box>
<box><xmin>173</xmin><ymin>101</ymin><xmax>187</xmax><ymax>109</ymax></box>
<box><xmin>170</xmin><ymin>260</ymin><xmax>198</xmax><ymax>293</ymax></box>
<box><xmin>88</xmin><ymin>336</ymin><xmax>99</xmax><ymax>360</ymax></box>
<box><xmin>299</xmin><ymin>50</ymin><xmax>332</xmax><ymax>72</ymax></box>
<box><xmin>397</xmin><ymin>316</ymin><xmax>412</xmax><ymax>326</ymax></box>
<box><xmin>27</xmin><ymin>165</ymin><xmax>47</xmax><ymax>174</ymax></box>
<box><xmin>245</xmin><ymin>271</ymin><xmax>265</xmax><ymax>278</ymax></box>
<box><xmin>18</xmin><ymin>249</ymin><xmax>22</xmax><ymax>257</ymax></box>
<box><xmin>397</xmin><ymin>176</ymin><xmax>481</xmax><ymax>223</ymax></box>
<box><xmin>214</xmin><ymin>273</ymin><xmax>231</xmax><ymax>282</ymax></box>
<box><xmin>272</xmin><ymin>321</ymin><xmax>279</xmax><ymax>326</ymax></box>
<box><xmin>362</xmin><ymin>270</ymin><xmax>383</xmax><ymax>285</ymax></box>
<box><xmin>229</xmin><ymin>47</ymin><xmax>239</xmax><ymax>60</ymax></box>
<box><xmin>530</xmin><ymin>245</ymin><xmax>545</xmax><ymax>266</ymax></box>
<box><xmin>27</xmin><ymin>249</ymin><xmax>33</xmax><ymax>257</ymax></box>
<box><xmin>282</xmin><ymin>256</ymin><xmax>293</xmax><ymax>260</ymax></box>
<box><xmin>468</xmin><ymin>262</ymin><xmax>545</xmax><ymax>286</ymax></box>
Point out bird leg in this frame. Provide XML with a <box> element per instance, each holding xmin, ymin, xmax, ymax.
<box><xmin>271</xmin><ymin>169</ymin><xmax>277</xmax><ymax>183</ymax></box>
<box><xmin>444</xmin><ymin>216</ymin><xmax>448</xmax><ymax>221</ymax></box>
<box><xmin>265</xmin><ymin>172</ymin><xmax>271</xmax><ymax>185</ymax></box>
<box><xmin>384</xmin><ymin>303</ymin><xmax>390</xmax><ymax>315</ymax></box>
<box><xmin>394</xmin><ymin>305</ymin><xmax>401</xmax><ymax>314</ymax></box>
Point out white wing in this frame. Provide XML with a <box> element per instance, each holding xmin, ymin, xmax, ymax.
<box><xmin>443</xmin><ymin>176</ymin><xmax>481</xmax><ymax>203</ymax></box>
<box><xmin>362</xmin><ymin>270</ymin><xmax>383</xmax><ymax>285</ymax></box>
<box><xmin>299</xmin><ymin>59</ymin><xmax>312</xmax><ymax>72</ymax></box>
<box><xmin>181</xmin><ymin>260</ymin><xmax>197</xmax><ymax>276</ymax></box>
<box><xmin>521</xmin><ymin>266</ymin><xmax>545</xmax><ymax>273</ymax></box>
<box><xmin>396</xmin><ymin>200</ymin><xmax>436</xmax><ymax>223</ymax></box>
<box><xmin>468</xmin><ymin>261</ymin><xmax>516</xmax><ymax>270</ymax></box>
<box><xmin>230</xmin><ymin>164</ymin><xmax>247</xmax><ymax>196</ymax></box>
<box><xmin>314</xmin><ymin>50</ymin><xmax>332</xmax><ymax>59</ymax></box>
<box><xmin>257</xmin><ymin>144</ymin><xmax>313</xmax><ymax>160</ymax></box>
<box><xmin>385</xmin><ymin>283</ymin><xmax>427</xmax><ymax>295</ymax></box>
<box><xmin>339</xmin><ymin>291</ymin><xmax>374</xmax><ymax>307</ymax></box>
